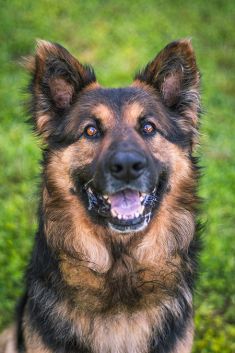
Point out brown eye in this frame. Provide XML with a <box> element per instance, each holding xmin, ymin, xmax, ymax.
<box><xmin>141</xmin><ymin>122</ymin><xmax>156</xmax><ymax>136</ymax></box>
<box><xmin>84</xmin><ymin>125</ymin><xmax>99</xmax><ymax>138</ymax></box>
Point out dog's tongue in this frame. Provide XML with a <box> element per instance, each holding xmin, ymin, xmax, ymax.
<box><xmin>109</xmin><ymin>189</ymin><xmax>141</xmax><ymax>217</ymax></box>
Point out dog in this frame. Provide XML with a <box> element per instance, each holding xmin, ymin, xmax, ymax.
<box><xmin>0</xmin><ymin>39</ymin><xmax>201</xmax><ymax>353</ymax></box>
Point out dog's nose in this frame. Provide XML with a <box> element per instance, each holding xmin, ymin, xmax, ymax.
<box><xmin>109</xmin><ymin>151</ymin><xmax>147</xmax><ymax>181</ymax></box>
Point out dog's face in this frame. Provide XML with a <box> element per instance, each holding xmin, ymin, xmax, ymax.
<box><xmin>67</xmin><ymin>87</ymin><xmax>172</xmax><ymax>233</ymax></box>
<box><xmin>27</xmin><ymin>40</ymin><xmax>200</xmax><ymax>235</ymax></box>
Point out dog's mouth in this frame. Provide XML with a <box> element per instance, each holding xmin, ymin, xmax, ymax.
<box><xmin>81</xmin><ymin>173</ymin><xmax>168</xmax><ymax>233</ymax></box>
<box><xmin>107</xmin><ymin>189</ymin><xmax>146</xmax><ymax>220</ymax></box>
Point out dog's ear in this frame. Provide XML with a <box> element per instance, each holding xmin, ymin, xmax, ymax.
<box><xmin>134</xmin><ymin>39</ymin><xmax>200</xmax><ymax>127</ymax></box>
<box><xmin>25</xmin><ymin>40</ymin><xmax>97</xmax><ymax>139</ymax></box>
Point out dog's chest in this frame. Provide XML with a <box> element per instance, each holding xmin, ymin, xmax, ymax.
<box><xmin>78</xmin><ymin>310</ymin><xmax>155</xmax><ymax>353</ymax></box>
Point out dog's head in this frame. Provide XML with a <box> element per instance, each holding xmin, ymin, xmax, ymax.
<box><xmin>27</xmin><ymin>40</ymin><xmax>200</xmax><ymax>235</ymax></box>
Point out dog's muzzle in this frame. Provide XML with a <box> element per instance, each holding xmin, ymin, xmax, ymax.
<box><xmin>75</xmin><ymin>149</ymin><xmax>168</xmax><ymax>233</ymax></box>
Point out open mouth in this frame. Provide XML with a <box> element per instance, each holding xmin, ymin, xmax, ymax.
<box><xmin>81</xmin><ymin>174</ymin><xmax>167</xmax><ymax>233</ymax></box>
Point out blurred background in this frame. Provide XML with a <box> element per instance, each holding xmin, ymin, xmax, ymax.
<box><xmin>0</xmin><ymin>1</ymin><xmax>234</xmax><ymax>352</ymax></box>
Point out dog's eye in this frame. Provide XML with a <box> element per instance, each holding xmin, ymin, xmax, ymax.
<box><xmin>141</xmin><ymin>122</ymin><xmax>157</xmax><ymax>136</ymax></box>
<box><xmin>84</xmin><ymin>125</ymin><xmax>100</xmax><ymax>138</ymax></box>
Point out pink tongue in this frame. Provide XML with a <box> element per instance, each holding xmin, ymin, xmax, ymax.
<box><xmin>109</xmin><ymin>189</ymin><xmax>141</xmax><ymax>216</ymax></box>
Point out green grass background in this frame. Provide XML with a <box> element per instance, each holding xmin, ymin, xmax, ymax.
<box><xmin>0</xmin><ymin>1</ymin><xmax>234</xmax><ymax>352</ymax></box>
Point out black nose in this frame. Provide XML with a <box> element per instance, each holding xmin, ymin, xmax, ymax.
<box><xmin>109</xmin><ymin>151</ymin><xmax>147</xmax><ymax>181</ymax></box>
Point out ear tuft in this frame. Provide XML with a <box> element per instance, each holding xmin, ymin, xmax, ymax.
<box><xmin>36</xmin><ymin>39</ymin><xmax>57</xmax><ymax>60</ymax></box>
<box><xmin>21</xmin><ymin>55</ymin><xmax>36</xmax><ymax>72</ymax></box>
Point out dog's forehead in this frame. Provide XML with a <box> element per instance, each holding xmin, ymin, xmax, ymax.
<box><xmin>76</xmin><ymin>86</ymin><xmax>157</xmax><ymax>124</ymax></box>
<box><xmin>82</xmin><ymin>86</ymin><xmax>152</xmax><ymax>107</ymax></box>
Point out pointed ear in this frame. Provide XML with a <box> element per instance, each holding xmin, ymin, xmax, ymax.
<box><xmin>134</xmin><ymin>39</ymin><xmax>200</xmax><ymax>127</ymax></box>
<box><xmin>25</xmin><ymin>40</ymin><xmax>97</xmax><ymax>138</ymax></box>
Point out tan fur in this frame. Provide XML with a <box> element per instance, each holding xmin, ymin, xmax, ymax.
<box><xmin>132</xmin><ymin>137</ymin><xmax>196</xmax><ymax>270</ymax></box>
<box><xmin>0</xmin><ymin>326</ymin><xmax>17</xmax><ymax>353</ymax></box>
<box><xmin>89</xmin><ymin>305</ymin><xmax>190</xmax><ymax>353</ymax></box>
<box><xmin>83</xmin><ymin>82</ymin><xmax>101</xmax><ymax>92</ymax></box>
<box><xmin>43</xmin><ymin>148</ymin><xmax>112</xmax><ymax>275</ymax></box>
<box><xmin>91</xmin><ymin>103</ymin><xmax>114</xmax><ymax>126</ymax></box>
<box><xmin>36</xmin><ymin>113</ymin><xmax>51</xmax><ymax>137</ymax></box>
<box><xmin>131</xmin><ymin>79</ymin><xmax>157</xmax><ymax>94</ymax></box>
<box><xmin>89</xmin><ymin>310</ymin><xmax>155</xmax><ymax>353</ymax></box>
<box><xmin>123</xmin><ymin>102</ymin><xmax>144</xmax><ymax>125</ymax></box>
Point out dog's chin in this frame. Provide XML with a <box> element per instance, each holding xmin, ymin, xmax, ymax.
<box><xmin>79</xmin><ymin>173</ymin><xmax>168</xmax><ymax>234</ymax></box>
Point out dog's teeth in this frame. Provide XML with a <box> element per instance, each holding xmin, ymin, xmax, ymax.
<box><xmin>103</xmin><ymin>195</ymin><xmax>111</xmax><ymax>204</ymax></box>
<box><xmin>140</xmin><ymin>206</ymin><xmax>145</xmax><ymax>214</ymax></box>
<box><xmin>140</xmin><ymin>196</ymin><xmax>144</xmax><ymax>202</ymax></box>
<box><xmin>117</xmin><ymin>214</ymin><xmax>122</xmax><ymax>220</ymax></box>
<box><xmin>135</xmin><ymin>212</ymin><xmax>139</xmax><ymax>218</ymax></box>
<box><xmin>111</xmin><ymin>209</ymin><xmax>117</xmax><ymax>218</ymax></box>
<box><xmin>88</xmin><ymin>187</ymin><xmax>92</xmax><ymax>193</ymax></box>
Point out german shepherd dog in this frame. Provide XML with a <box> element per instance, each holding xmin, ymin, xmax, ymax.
<box><xmin>0</xmin><ymin>39</ymin><xmax>201</xmax><ymax>353</ymax></box>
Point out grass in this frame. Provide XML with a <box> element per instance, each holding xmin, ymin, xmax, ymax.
<box><xmin>0</xmin><ymin>1</ymin><xmax>235</xmax><ymax>352</ymax></box>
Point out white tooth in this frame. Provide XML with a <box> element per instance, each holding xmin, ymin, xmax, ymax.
<box><xmin>135</xmin><ymin>212</ymin><xmax>139</xmax><ymax>218</ymax></box>
<box><xmin>140</xmin><ymin>206</ymin><xmax>145</xmax><ymax>214</ymax></box>
<box><xmin>140</xmin><ymin>196</ymin><xmax>144</xmax><ymax>202</ymax></box>
<box><xmin>103</xmin><ymin>195</ymin><xmax>109</xmax><ymax>199</ymax></box>
<box><xmin>88</xmin><ymin>187</ymin><xmax>92</xmax><ymax>193</ymax></box>
<box><xmin>111</xmin><ymin>209</ymin><xmax>117</xmax><ymax>218</ymax></box>
<box><xmin>118</xmin><ymin>214</ymin><xmax>122</xmax><ymax>220</ymax></box>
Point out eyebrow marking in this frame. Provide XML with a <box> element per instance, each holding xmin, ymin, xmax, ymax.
<box><xmin>123</xmin><ymin>102</ymin><xmax>144</xmax><ymax>126</ymax></box>
<box><xmin>91</xmin><ymin>104</ymin><xmax>114</xmax><ymax>122</ymax></box>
